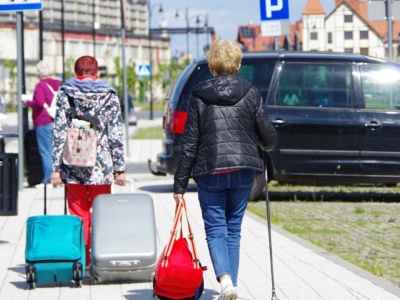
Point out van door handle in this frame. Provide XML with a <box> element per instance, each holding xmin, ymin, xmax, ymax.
<box><xmin>365</xmin><ymin>121</ymin><xmax>381</xmax><ymax>128</ymax></box>
<box><xmin>272</xmin><ymin>119</ymin><xmax>286</xmax><ymax>126</ymax></box>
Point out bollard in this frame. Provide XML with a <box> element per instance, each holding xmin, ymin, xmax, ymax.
<box><xmin>0</xmin><ymin>136</ymin><xmax>18</xmax><ymax>215</ymax></box>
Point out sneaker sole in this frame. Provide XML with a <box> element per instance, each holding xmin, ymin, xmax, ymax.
<box><xmin>223</xmin><ymin>290</ymin><xmax>237</xmax><ymax>300</ymax></box>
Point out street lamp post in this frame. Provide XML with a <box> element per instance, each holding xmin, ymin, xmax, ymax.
<box><xmin>92</xmin><ymin>0</ymin><xmax>96</xmax><ymax>56</ymax></box>
<box><xmin>148</xmin><ymin>1</ymin><xmax>163</xmax><ymax>120</ymax></box>
<box><xmin>61</xmin><ymin>0</ymin><xmax>66</xmax><ymax>80</ymax></box>
<box><xmin>175</xmin><ymin>9</ymin><xmax>209</xmax><ymax>62</ymax></box>
<box><xmin>119</xmin><ymin>0</ymin><xmax>130</xmax><ymax>156</ymax></box>
<box><xmin>175</xmin><ymin>8</ymin><xmax>189</xmax><ymax>65</ymax></box>
<box><xmin>191</xmin><ymin>14</ymin><xmax>208</xmax><ymax>58</ymax></box>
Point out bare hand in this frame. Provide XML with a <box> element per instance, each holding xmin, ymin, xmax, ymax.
<box><xmin>50</xmin><ymin>171</ymin><xmax>62</xmax><ymax>186</ymax></box>
<box><xmin>173</xmin><ymin>193</ymin><xmax>183</xmax><ymax>205</ymax></box>
<box><xmin>114</xmin><ymin>172</ymin><xmax>126</xmax><ymax>186</ymax></box>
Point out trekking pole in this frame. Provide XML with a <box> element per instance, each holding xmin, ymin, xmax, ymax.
<box><xmin>264</xmin><ymin>152</ymin><xmax>279</xmax><ymax>300</ymax></box>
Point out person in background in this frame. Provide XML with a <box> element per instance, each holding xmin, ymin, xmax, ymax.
<box><xmin>119</xmin><ymin>93</ymin><xmax>134</xmax><ymax>119</ymax></box>
<box><xmin>22</xmin><ymin>61</ymin><xmax>60</xmax><ymax>186</ymax></box>
<box><xmin>173</xmin><ymin>39</ymin><xmax>277</xmax><ymax>300</ymax></box>
<box><xmin>50</xmin><ymin>55</ymin><xmax>126</xmax><ymax>266</ymax></box>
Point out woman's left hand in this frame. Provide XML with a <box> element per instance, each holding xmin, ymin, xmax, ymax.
<box><xmin>50</xmin><ymin>171</ymin><xmax>62</xmax><ymax>186</ymax></box>
<box><xmin>114</xmin><ymin>172</ymin><xmax>126</xmax><ymax>186</ymax></box>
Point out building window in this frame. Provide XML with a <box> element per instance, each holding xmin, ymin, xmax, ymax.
<box><xmin>344</xmin><ymin>31</ymin><xmax>353</xmax><ymax>39</ymax></box>
<box><xmin>327</xmin><ymin>32</ymin><xmax>332</xmax><ymax>44</ymax></box>
<box><xmin>360</xmin><ymin>31</ymin><xmax>368</xmax><ymax>39</ymax></box>
<box><xmin>344</xmin><ymin>48</ymin><xmax>353</xmax><ymax>53</ymax></box>
<box><xmin>344</xmin><ymin>15</ymin><xmax>353</xmax><ymax>23</ymax></box>
<box><xmin>360</xmin><ymin>48</ymin><xmax>369</xmax><ymax>55</ymax></box>
<box><xmin>310</xmin><ymin>32</ymin><xmax>318</xmax><ymax>40</ymax></box>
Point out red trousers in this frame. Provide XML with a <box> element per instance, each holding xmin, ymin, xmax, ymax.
<box><xmin>66</xmin><ymin>183</ymin><xmax>111</xmax><ymax>265</ymax></box>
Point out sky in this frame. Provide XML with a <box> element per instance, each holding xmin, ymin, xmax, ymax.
<box><xmin>151</xmin><ymin>0</ymin><xmax>336</xmax><ymax>58</ymax></box>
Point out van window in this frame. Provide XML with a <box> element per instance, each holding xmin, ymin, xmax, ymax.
<box><xmin>361</xmin><ymin>65</ymin><xmax>400</xmax><ymax>110</ymax></box>
<box><xmin>276</xmin><ymin>63</ymin><xmax>352</xmax><ymax>108</ymax></box>
<box><xmin>238</xmin><ymin>60</ymin><xmax>276</xmax><ymax>101</ymax></box>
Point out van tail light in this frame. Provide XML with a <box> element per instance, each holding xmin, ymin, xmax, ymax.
<box><xmin>166</xmin><ymin>110</ymin><xmax>188</xmax><ymax>134</ymax></box>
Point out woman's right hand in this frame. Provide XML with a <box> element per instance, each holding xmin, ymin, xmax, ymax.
<box><xmin>50</xmin><ymin>171</ymin><xmax>62</xmax><ymax>186</ymax></box>
<box><xmin>173</xmin><ymin>193</ymin><xmax>183</xmax><ymax>205</ymax></box>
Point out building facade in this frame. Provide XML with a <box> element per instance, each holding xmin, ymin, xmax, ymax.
<box><xmin>238</xmin><ymin>0</ymin><xmax>400</xmax><ymax>61</ymax></box>
<box><xmin>0</xmin><ymin>0</ymin><xmax>171</xmax><ymax>101</ymax></box>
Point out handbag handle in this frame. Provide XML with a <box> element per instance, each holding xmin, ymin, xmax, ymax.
<box><xmin>162</xmin><ymin>197</ymin><xmax>201</xmax><ymax>270</ymax></box>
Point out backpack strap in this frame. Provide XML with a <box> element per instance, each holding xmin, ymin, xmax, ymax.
<box><xmin>44</xmin><ymin>82</ymin><xmax>56</xmax><ymax>94</ymax></box>
<box><xmin>67</xmin><ymin>93</ymin><xmax>113</xmax><ymax>141</ymax></box>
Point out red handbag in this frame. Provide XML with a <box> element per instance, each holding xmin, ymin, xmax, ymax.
<box><xmin>153</xmin><ymin>197</ymin><xmax>206</xmax><ymax>299</ymax></box>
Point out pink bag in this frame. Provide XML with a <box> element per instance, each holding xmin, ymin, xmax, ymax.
<box><xmin>62</xmin><ymin>127</ymin><xmax>97</xmax><ymax>167</ymax></box>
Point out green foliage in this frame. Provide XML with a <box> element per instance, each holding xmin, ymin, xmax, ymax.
<box><xmin>3</xmin><ymin>60</ymin><xmax>17</xmax><ymax>90</ymax></box>
<box><xmin>354</xmin><ymin>206</ymin><xmax>365</xmax><ymax>214</ymax></box>
<box><xmin>155</xmin><ymin>58</ymin><xmax>187</xmax><ymax>90</ymax></box>
<box><xmin>111</xmin><ymin>56</ymin><xmax>187</xmax><ymax>105</ymax></box>
<box><xmin>247</xmin><ymin>199</ymin><xmax>400</xmax><ymax>285</ymax></box>
<box><xmin>112</xmin><ymin>57</ymin><xmax>139</xmax><ymax>97</ymax></box>
<box><xmin>133</xmin><ymin>126</ymin><xmax>163</xmax><ymax>140</ymax></box>
<box><xmin>64</xmin><ymin>57</ymin><xmax>75</xmax><ymax>81</ymax></box>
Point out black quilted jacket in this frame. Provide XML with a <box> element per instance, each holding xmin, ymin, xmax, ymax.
<box><xmin>173</xmin><ymin>75</ymin><xmax>277</xmax><ymax>194</ymax></box>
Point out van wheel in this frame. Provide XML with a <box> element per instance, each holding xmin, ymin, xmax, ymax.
<box><xmin>250</xmin><ymin>173</ymin><xmax>265</xmax><ymax>200</ymax></box>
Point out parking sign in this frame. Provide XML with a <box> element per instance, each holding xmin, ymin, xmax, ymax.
<box><xmin>260</xmin><ymin>0</ymin><xmax>289</xmax><ymax>21</ymax></box>
<box><xmin>0</xmin><ymin>0</ymin><xmax>42</xmax><ymax>12</ymax></box>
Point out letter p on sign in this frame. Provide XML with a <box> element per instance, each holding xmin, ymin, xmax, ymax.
<box><xmin>260</xmin><ymin>0</ymin><xmax>289</xmax><ymax>21</ymax></box>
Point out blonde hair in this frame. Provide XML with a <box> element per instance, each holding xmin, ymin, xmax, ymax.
<box><xmin>205</xmin><ymin>39</ymin><xmax>242</xmax><ymax>76</ymax></box>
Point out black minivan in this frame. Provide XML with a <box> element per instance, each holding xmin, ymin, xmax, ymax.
<box><xmin>149</xmin><ymin>52</ymin><xmax>400</xmax><ymax>199</ymax></box>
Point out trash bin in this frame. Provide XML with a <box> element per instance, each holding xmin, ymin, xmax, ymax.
<box><xmin>0</xmin><ymin>135</ymin><xmax>18</xmax><ymax>216</ymax></box>
<box><xmin>24</xmin><ymin>129</ymin><xmax>44</xmax><ymax>186</ymax></box>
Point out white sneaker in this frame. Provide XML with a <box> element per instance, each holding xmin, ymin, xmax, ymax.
<box><xmin>35</xmin><ymin>183</ymin><xmax>53</xmax><ymax>189</ymax></box>
<box><xmin>218</xmin><ymin>285</ymin><xmax>237</xmax><ymax>300</ymax></box>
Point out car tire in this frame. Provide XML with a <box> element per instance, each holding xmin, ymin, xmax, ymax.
<box><xmin>250</xmin><ymin>173</ymin><xmax>265</xmax><ymax>200</ymax></box>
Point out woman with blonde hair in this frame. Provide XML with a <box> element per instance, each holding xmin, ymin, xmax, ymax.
<box><xmin>173</xmin><ymin>39</ymin><xmax>277</xmax><ymax>300</ymax></box>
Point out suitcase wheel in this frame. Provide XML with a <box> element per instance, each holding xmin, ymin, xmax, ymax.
<box><xmin>72</xmin><ymin>262</ymin><xmax>83</xmax><ymax>288</ymax></box>
<box><xmin>25</xmin><ymin>264</ymin><xmax>37</xmax><ymax>289</ymax></box>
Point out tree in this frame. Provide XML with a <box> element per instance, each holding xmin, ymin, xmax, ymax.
<box><xmin>155</xmin><ymin>58</ymin><xmax>187</xmax><ymax>91</ymax></box>
<box><xmin>3</xmin><ymin>60</ymin><xmax>17</xmax><ymax>91</ymax></box>
<box><xmin>112</xmin><ymin>57</ymin><xmax>139</xmax><ymax>97</ymax></box>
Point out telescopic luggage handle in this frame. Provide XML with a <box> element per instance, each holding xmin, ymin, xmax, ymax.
<box><xmin>43</xmin><ymin>182</ymin><xmax>67</xmax><ymax>215</ymax></box>
<box><xmin>111</xmin><ymin>178</ymin><xmax>135</xmax><ymax>194</ymax></box>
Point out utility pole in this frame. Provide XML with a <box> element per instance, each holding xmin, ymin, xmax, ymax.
<box><xmin>119</xmin><ymin>0</ymin><xmax>130</xmax><ymax>156</ymax></box>
<box><xmin>386</xmin><ymin>0</ymin><xmax>393</xmax><ymax>60</ymax></box>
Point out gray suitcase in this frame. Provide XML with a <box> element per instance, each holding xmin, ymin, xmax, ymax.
<box><xmin>90</xmin><ymin>181</ymin><xmax>157</xmax><ymax>284</ymax></box>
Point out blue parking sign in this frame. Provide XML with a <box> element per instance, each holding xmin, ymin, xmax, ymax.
<box><xmin>260</xmin><ymin>0</ymin><xmax>289</xmax><ymax>21</ymax></box>
<box><xmin>0</xmin><ymin>0</ymin><xmax>42</xmax><ymax>12</ymax></box>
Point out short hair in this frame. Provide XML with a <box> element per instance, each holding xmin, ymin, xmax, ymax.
<box><xmin>205</xmin><ymin>39</ymin><xmax>242</xmax><ymax>76</ymax></box>
<box><xmin>36</xmin><ymin>60</ymin><xmax>51</xmax><ymax>77</ymax></box>
<box><xmin>74</xmin><ymin>56</ymin><xmax>99</xmax><ymax>76</ymax></box>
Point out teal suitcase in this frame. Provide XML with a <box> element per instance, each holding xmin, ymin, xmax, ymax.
<box><xmin>25</xmin><ymin>185</ymin><xmax>85</xmax><ymax>289</ymax></box>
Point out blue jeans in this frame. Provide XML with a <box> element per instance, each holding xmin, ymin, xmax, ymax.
<box><xmin>196</xmin><ymin>169</ymin><xmax>256</xmax><ymax>286</ymax></box>
<box><xmin>36</xmin><ymin>123</ymin><xmax>53</xmax><ymax>183</ymax></box>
